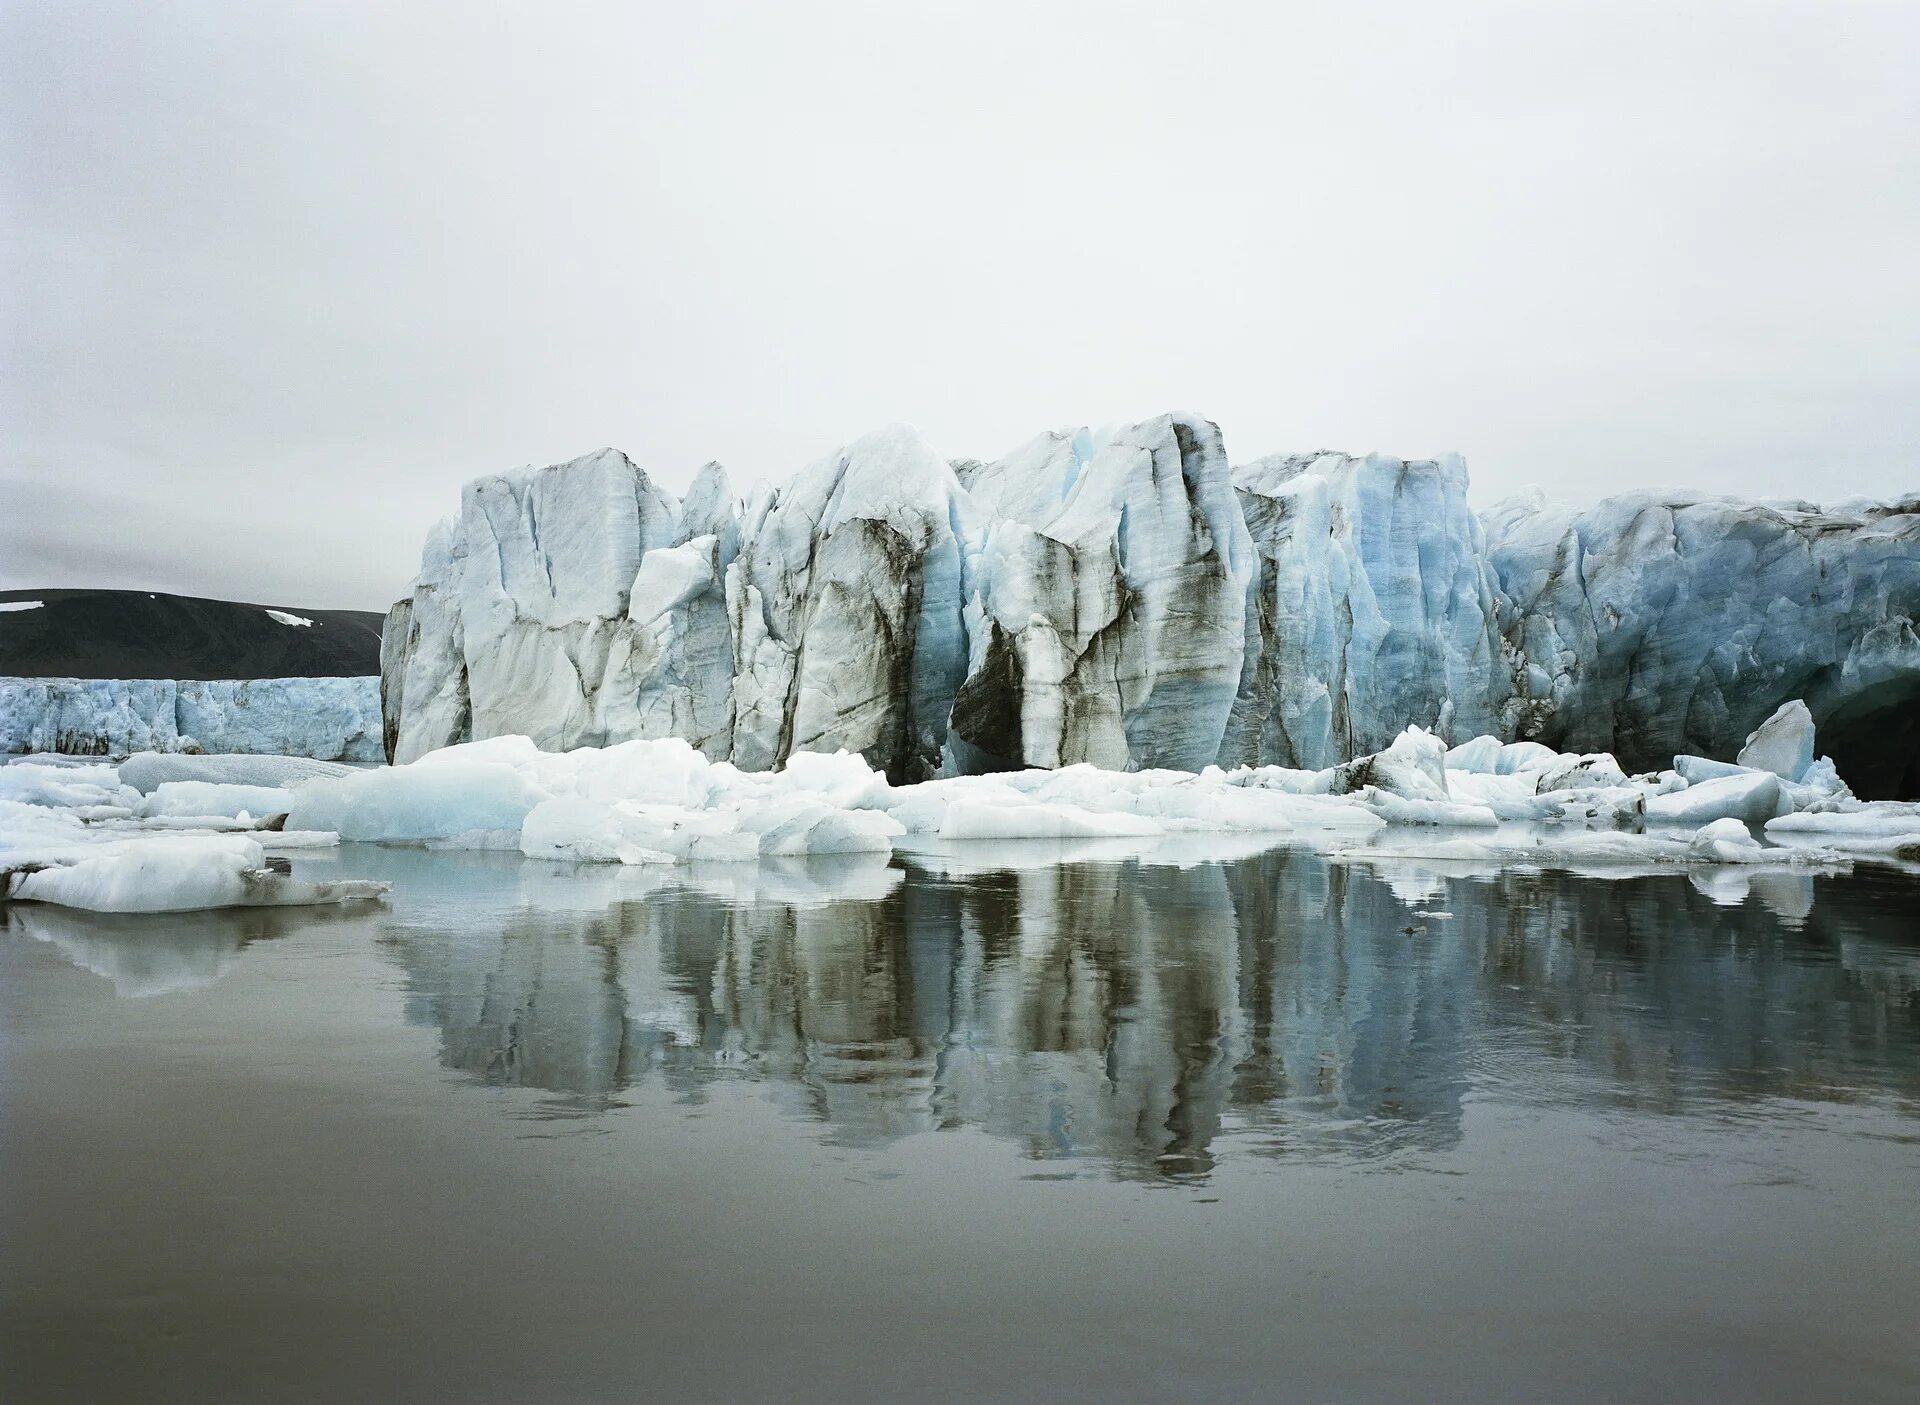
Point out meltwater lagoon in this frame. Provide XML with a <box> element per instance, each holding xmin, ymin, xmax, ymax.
<box><xmin>5</xmin><ymin>842</ymin><xmax>1918</xmax><ymax>1403</ymax></box>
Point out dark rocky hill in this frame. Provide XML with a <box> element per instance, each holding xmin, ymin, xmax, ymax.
<box><xmin>0</xmin><ymin>588</ymin><xmax>383</xmax><ymax>680</ymax></box>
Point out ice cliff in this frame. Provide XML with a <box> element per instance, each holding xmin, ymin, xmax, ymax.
<box><xmin>382</xmin><ymin>419</ymin><xmax>1920</xmax><ymax>797</ymax></box>
<box><xmin>1488</xmin><ymin>491</ymin><xmax>1920</xmax><ymax>795</ymax></box>
<box><xmin>1</xmin><ymin>676</ymin><xmax>382</xmax><ymax>762</ymax></box>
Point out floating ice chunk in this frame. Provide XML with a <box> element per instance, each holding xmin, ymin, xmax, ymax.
<box><xmin>1445</xmin><ymin>770</ymin><xmax>1550</xmax><ymax>814</ymax></box>
<box><xmin>520</xmin><ymin>799</ymin><xmax>676</xmax><ymax>865</ymax></box>
<box><xmin>5</xmin><ymin>836</ymin><xmax>388</xmax><ymax>912</ymax></box>
<box><xmin>1332</xmin><ymin>726</ymin><xmax>1453</xmax><ymax>802</ymax></box>
<box><xmin>0</xmin><ymin>762</ymin><xmax>138</xmax><ymax>811</ymax></box>
<box><xmin>1125</xmin><ymin>781</ymin><xmax>1297</xmax><ymax>831</ymax></box>
<box><xmin>256</xmin><ymin>830</ymin><xmax>342</xmax><ymax>849</ymax></box>
<box><xmin>0</xmin><ymin>600</ymin><xmax>44</xmax><ymax>613</ymax></box>
<box><xmin>1530</xmin><ymin>752</ymin><xmax>1629</xmax><ymax>793</ymax></box>
<box><xmin>1779</xmin><ymin>756</ymin><xmax>1853</xmax><ymax>812</ymax></box>
<box><xmin>425</xmin><ymin>828</ymin><xmax>525</xmax><ymax>852</ymax></box>
<box><xmin>1796</xmin><ymin>832</ymin><xmax>1920</xmax><ymax>861</ymax></box>
<box><xmin>286</xmin><ymin>761</ymin><xmax>548</xmax><ymax>843</ymax></box>
<box><xmin>265</xmin><ymin>609</ymin><xmax>315</xmax><ymax>627</ymax></box>
<box><xmin>1686</xmin><ymin>817</ymin><xmax>1765</xmax><ymax>862</ymax></box>
<box><xmin>1443</xmin><ymin>735</ymin><xmax>1504</xmax><ymax>774</ymax></box>
<box><xmin>0</xmin><ymin>796</ymin><xmax>94</xmax><ymax>849</ymax></box>
<box><xmin>896</xmin><ymin>836</ymin><xmax>1154</xmax><ymax>876</ymax></box>
<box><xmin>1673</xmin><ymin>755</ymin><xmax>1757</xmax><ymax>785</ymax></box>
<box><xmin>1539</xmin><ymin>785</ymin><xmax>1646</xmax><ymax>828</ymax></box>
<box><xmin>137</xmin><ymin>782</ymin><xmax>296</xmax><ymax>821</ymax></box>
<box><xmin>1736</xmin><ymin>700</ymin><xmax>1815</xmax><ymax>782</ymax></box>
<box><xmin>1356</xmin><ymin>790</ymin><xmax>1500</xmax><ymax>828</ymax></box>
<box><xmin>1645</xmin><ymin>771</ymin><xmax>1786</xmax><ymax>826</ymax></box>
<box><xmin>883</xmin><ymin>775</ymin><xmax>1027</xmax><ymax>833</ymax></box>
<box><xmin>1491</xmin><ymin>741</ymin><xmax>1564</xmax><ymax>775</ymax></box>
<box><xmin>118</xmin><ymin>752</ymin><xmax>354</xmax><ymax>793</ymax></box>
<box><xmin>767</xmin><ymin>748</ymin><xmax>893</xmax><ymax>808</ymax></box>
<box><xmin>1765</xmin><ymin>802</ymin><xmax>1920</xmax><ymax>839</ymax></box>
<box><xmin>520</xmin><ymin>798</ymin><xmax>759</xmax><ymax>865</ymax></box>
<box><xmin>1243</xmin><ymin>793</ymin><xmax>1387</xmax><ymax>832</ymax></box>
<box><xmin>1226</xmin><ymin>765</ymin><xmax>1335</xmax><ymax>795</ymax></box>
<box><xmin>938</xmin><ymin>798</ymin><xmax>1161</xmax><ymax>841</ymax></box>
<box><xmin>563</xmin><ymin>737</ymin><xmax>718</xmax><ymax>807</ymax></box>
<box><xmin>732</xmin><ymin>797</ymin><xmax>904</xmax><ymax>855</ymax></box>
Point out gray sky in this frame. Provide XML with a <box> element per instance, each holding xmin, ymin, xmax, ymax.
<box><xmin>5</xmin><ymin>0</ymin><xmax>1917</xmax><ymax>611</ymax></box>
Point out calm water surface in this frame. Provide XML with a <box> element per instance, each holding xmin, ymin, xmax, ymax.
<box><xmin>4</xmin><ymin>842</ymin><xmax>1918</xmax><ymax>1403</ymax></box>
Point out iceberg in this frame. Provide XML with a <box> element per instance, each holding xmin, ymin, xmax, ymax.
<box><xmin>1645</xmin><ymin>771</ymin><xmax>1787</xmax><ymax>827</ymax></box>
<box><xmin>4</xmin><ymin>835</ymin><xmax>388</xmax><ymax>913</ymax></box>
<box><xmin>135</xmin><ymin>781</ymin><xmax>296</xmax><ymax>822</ymax></box>
<box><xmin>5</xmin><ymin>709</ymin><xmax>1910</xmax><ymax>893</ymax></box>
<box><xmin>116</xmin><ymin>752</ymin><xmax>355</xmax><ymax>793</ymax></box>
<box><xmin>1735</xmin><ymin>700</ymin><xmax>1816</xmax><ymax>782</ymax></box>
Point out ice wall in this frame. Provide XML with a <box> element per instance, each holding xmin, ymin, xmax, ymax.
<box><xmin>1487</xmin><ymin>491</ymin><xmax>1920</xmax><ymax>794</ymax></box>
<box><xmin>949</xmin><ymin>414</ymin><xmax>1253</xmax><ymax>772</ymax></box>
<box><xmin>1222</xmin><ymin>452</ymin><xmax>1511</xmax><ymax>769</ymax></box>
<box><xmin>0</xmin><ymin>676</ymin><xmax>383</xmax><ymax>761</ymax></box>
<box><xmin>381</xmin><ymin>419</ymin><xmax>1920</xmax><ymax>795</ymax></box>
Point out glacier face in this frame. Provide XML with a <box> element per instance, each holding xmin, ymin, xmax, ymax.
<box><xmin>724</xmin><ymin>425</ymin><xmax>971</xmax><ymax>782</ymax></box>
<box><xmin>382</xmin><ymin>421</ymin><xmax>1920</xmax><ymax>797</ymax></box>
<box><xmin>1487</xmin><ymin>491</ymin><xmax>1920</xmax><ymax>795</ymax></box>
<box><xmin>1222</xmin><ymin>451</ymin><xmax>1510</xmax><ymax>770</ymax></box>
<box><xmin>949</xmin><ymin>414</ymin><xmax>1253</xmax><ymax>773</ymax></box>
<box><xmin>0</xmin><ymin>676</ymin><xmax>383</xmax><ymax>761</ymax></box>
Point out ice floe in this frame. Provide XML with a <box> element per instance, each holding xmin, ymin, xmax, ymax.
<box><xmin>4</xmin><ymin>835</ymin><xmax>388</xmax><ymax>914</ymax></box>
<box><xmin>6</xmin><ymin>700</ymin><xmax>1916</xmax><ymax>912</ymax></box>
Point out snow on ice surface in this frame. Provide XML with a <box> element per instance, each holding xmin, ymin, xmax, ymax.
<box><xmin>0</xmin><ymin>600</ymin><xmax>44</xmax><ymax>613</ymax></box>
<box><xmin>265</xmin><ymin>609</ymin><xmax>315</xmax><ymax>627</ymax></box>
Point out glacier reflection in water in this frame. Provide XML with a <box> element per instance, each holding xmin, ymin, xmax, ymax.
<box><xmin>355</xmin><ymin>844</ymin><xmax>1920</xmax><ymax>1179</ymax></box>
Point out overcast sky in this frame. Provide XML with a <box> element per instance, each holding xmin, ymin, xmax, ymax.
<box><xmin>4</xmin><ymin>0</ymin><xmax>1917</xmax><ymax>610</ymax></box>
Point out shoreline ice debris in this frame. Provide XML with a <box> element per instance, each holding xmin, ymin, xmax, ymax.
<box><xmin>8</xmin><ymin>700</ymin><xmax>1920</xmax><ymax>913</ymax></box>
<box><xmin>378</xmin><ymin>418</ymin><xmax>1920</xmax><ymax>799</ymax></box>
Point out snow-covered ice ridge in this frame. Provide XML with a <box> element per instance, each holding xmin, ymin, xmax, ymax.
<box><xmin>6</xmin><ymin>702</ymin><xmax>1919</xmax><ymax>914</ymax></box>
<box><xmin>380</xmin><ymin>417</ymin><xmax>1920</xmax><ymax>794</ymax></box>
<box><xmin>0</xmin><ymin>676</ymin><xmax>382</xmax><ymax>762</ymax></box>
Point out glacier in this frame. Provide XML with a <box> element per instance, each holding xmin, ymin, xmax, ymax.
<box><xmin>379</xmin><ymin>417</ymin><xmax>1919</xmax><ymax>801</ymax></box>
<box><xmin>1487</xmin><ymin>489</ymin><xmax>1920</xmax><ymax>796</ymax></box>
<box><xmin>1</xmin><ymin>676</ymin><xmax>383</xmax><ymax>761</ymax></box>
